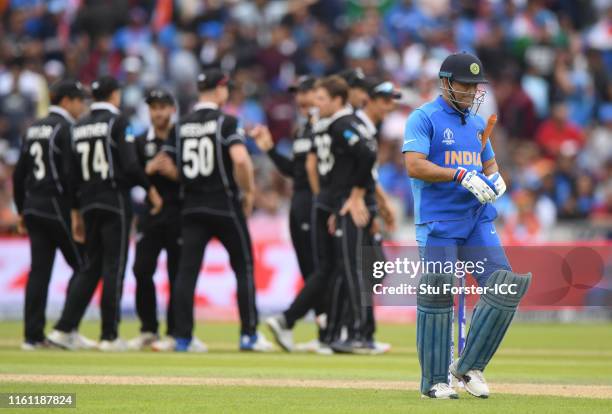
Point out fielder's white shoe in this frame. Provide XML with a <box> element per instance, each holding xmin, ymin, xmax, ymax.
<box><xmin>370</xmin><ymin>341</ymin><xmax>391</xmax><ymax>355</ymax></box>
<box><xmin>127</xmin><ymin>332</ymin><xmax>158</xmax><ymax>350</ymax></box>
<box><xmin>98</xmin><ymin>338</ymin><xmax>128</xmax><ymax>352</ymax></box>
<box><xmin>449</xmin><ymin>360</ymin><xmax>489</xmax><ymax>398</ymax></box>
<box><xmin>294</xmin><ymin>339</ymin><xmax>321</xmax><ymax>353</ymax></box>
<box><xmin>240</xmin><ymin>332</ymin><xmax>274</xmax><ymax>352</ymax></box>
<box><xmin>21</xmin><ymin>340</ymin><xmax>50</xmax><ymax>351</ymax></box>
<box><xmin>71</xmin><ymin>331</ymin><xmax>98</xmax><ymax>350</ymax></box>
<box><xmin>151</xmin><ymin>336</ymin><xmax>176</xmax><ymax>352</ymax></box>
<box><xmin>187</xmin><ymin>337</ymin><xmax>208</xmax><ymax>353</ymax></box>
<box><xmin>422</xmin><ymin>383</ymin><xmax>459</xmax><ymax>399</ymax></box>
<box><xmin>316</xmin><ymin>343</ymin><xmax>334</xmax><ymax>355</ymax></box>
<box><xmin>47</xmin><ymin>330</ymin><xmax>76</xmax><ymax>350</ymax></box>
<box><xmin>265</xmin><ymin>315</ymin><xmax>294</xmax><ymax>352</ymax></box>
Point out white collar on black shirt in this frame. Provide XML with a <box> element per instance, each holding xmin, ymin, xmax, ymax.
<box><xmin>146</xmin><ymin>127</ymin><xmax>156</xmax><ymax>141</ymax></box>
<box><xmin>193</xmin><ymin>101</ymin><xmax>219</xmax><ymax>112</ymax></box>
<box><xmin>90</xmin><ymin>102</ymin><xmax>120</xmax><ymax>114</ymax></box>
<box><xmin>329</xmin><ymin>106</ymin><xmax>354</xmax><ymax>123</ymax></box>
<box><xmin>314</xmin><ymin>106</ymin><xmax>354</xmax><ymax>132</ymax></box>
<box><xmin>355</xmin><ymin>109</ymin><xmax>377</xmax><ymax>136</ymax></box>
<box><xmin>48</xmin><ymin>105</ymin><xmax>75</xmax><ymax>124</ymax></box>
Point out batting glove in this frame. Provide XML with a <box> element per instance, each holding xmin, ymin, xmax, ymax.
<box><xmin>454</xmin><ymin>167</ymin><xmax>498</xmax><ymax>204</ymax></box>
<box><xmin>487</xmin><ymin>172</ymin><xmax>506</xmax><ymax>200</ymax></box>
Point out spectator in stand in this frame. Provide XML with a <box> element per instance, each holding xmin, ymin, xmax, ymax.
<box><xmin>494</xmin><ymin>68</ymin><xmax>538</xmax><ymax>141</ymax></box>
<box><xmin>536</xmin><ymin>101</ymin><xmax>585</xmax><ymax>158</ymax></box>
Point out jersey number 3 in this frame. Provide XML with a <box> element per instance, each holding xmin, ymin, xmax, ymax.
<box><xmin>29</xmin><ymin>141</ymin><xmax>46</xmax><ymax>180</ymax></box>
<box><xmin>182</xmin><ymin>137</ymin><xmax>214</xmax><ymax>178</ymax></box>
<box><xmin>76</xmin><ymin>139</ymin><xmax>109</xmax><ymax>181</ymax></box>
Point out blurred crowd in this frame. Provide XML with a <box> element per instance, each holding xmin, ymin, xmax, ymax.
<box><xmin>0</xmin><ymin>0</ymin><xmax>610</xmax><ymax>241</ymax></box>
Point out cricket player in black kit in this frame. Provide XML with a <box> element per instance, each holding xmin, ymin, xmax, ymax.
<box><xmin>326</xmin><ymin>78</ymin><xmax>400</xmax><ymax>354</ymax></box>
<box><xmin>251</xmin><ymin>76</ymin><xmax>325</xmax><ymax>352</ymax></box>
<box><xmin>127</xmin><ymin>89</ymin><xmax>183</xmax><ymax>351</ymax></box>
<box><xmin>251</xmin><ymin>76</ymin><xmax>317</xmax><ymax>285</ymax></box>
<box><xmin>48</xmin><ymin>76</ymin><xmax>163</xmax><ymax>352</ymax></box>
<box><xmin>266</xmin><ymin>76</ymin><xmax>376</xmax><ymax>354</ymax></box>
<box><xmin>167</xmin><ymin>69</ymin><xmax>273</xmax><ymax>352</ymax></box>
<box><xmin>12</xmin><ymin>79</ymin><xmax>97</xmax><ymax>351</ymax></box>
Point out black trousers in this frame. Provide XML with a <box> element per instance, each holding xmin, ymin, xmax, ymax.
<box><xmin>283</xmin><ymin>206</ymin><xmax>335</xmax><ymax>331</ymax></box>
<box><xmin>173</xmin><ymin>205</ymin><xmax>258</xmax><ymax>338</ymax></box>
<box><xmin>133</xmin><ymin>207</ymin><xmax>181</xmax><ymax>336</ymax></box>
<box><xmin>324</xmin><ymin>213</ymin><xmax>375</xmax><ymax>343</ymax></box>
<box><xmin>23</xmin><ymin>201</ymin><xmax>83</xmax><ymax>343</ymax></box>
<box><xmin>289</xmin><ymin>190</ymin><xmax>315</xmax><ymax>281</ymax></box>
<box><xmin>55</xmin><ymin>196</ymin><xmax>132</xmax><ymax>341</ymax></box>
<box><xmin>328</xmin><ymin>217</ymin><xmax>386</xmax><ymax>341</ymax></box>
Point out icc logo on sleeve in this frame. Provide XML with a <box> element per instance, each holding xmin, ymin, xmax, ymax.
<box><xmin>442</xmin><ymin>128</ymin><xmax>455</xmax><ymax>145</ymax></box>
<box><xmin>146</xmin><ymin>143</ymin><xmax>157</xmax><ymax>157</ymax></box>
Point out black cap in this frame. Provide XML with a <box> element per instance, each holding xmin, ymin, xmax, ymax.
<box><xmin>337</xmin><ymin>68</ymin><xmax>367</xmax><ymax>89</ymax></box>
<box><xmin>91</xmin><ymin>76</ymin><xmax>121</xmax><ymax>101</ymax></box>
<box><xmin>365</xmin><ymin>78</ymin><xmax>402</xmax><ymax>99</ymax></box>
<box><xmin>288</xmin><ymin>75</ymin><xmax>316</xmax><ymax>93</ymax></box>
<box><xmin>197</xmin><ymin>68</ymin><xmax>230</xmax><ymax>92</ymax></box>
<box><xmin>50</xmin><ymin>79</ymin><xmax>86</xmax><ymax>105</ymax></box>
<box><xmin>439</xmin><ymin>52</ymin><xmax>488</xmax><ymax>84</ymax></box>
<box><xmin>145</xmin><ymin>88</ymin><xmax>174</xmax><ymax>105</ymax></box>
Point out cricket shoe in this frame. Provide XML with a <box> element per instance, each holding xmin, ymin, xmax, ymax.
<box><xmin>151</xmin><ymin>336</ymin><xmax>176</xmax><ymax>352</ymax></box>
<box><xmin>240</xmin><ymin>332</ymin><xmax>274</xmax><ymax>352</ymax></box>
<box><xmin>316</xmin><ymin>342</ymin><xmax>334</xmax><ymax>355</ymax></box>
<box><xmin>47</xmin><ymin>329</ymin><xmax>77</xmax><ymax>350</ymax></box>
<box><xmin>265</xmin><ymin>315</ymin><xmax>294</xmax><ymax>352</ymax></box>
<box><xmin>127</xmin><ymin>332</ymin><xmax>159</xmax><ymax>350</ymax></box>
<box><xmin>449</xmin><ymin>360</ymin><xmax>489</xmax><ymax>398</ymax></box>
<box><xmin>98</xmin><ymin>338</ymin><xmax>128</xmax><ymax>352</ymax></box>
<box><xmin>174</xmin><ymin>337</ymin><xmax>208</xmax><ymax>353</ymax></box>
<box><xmin>21</xmin><ymin>339</ymin><xmax>50</xmax><ymax>351</ymax></box>
<box><xmin>357</xmin><ymin>340</ymin><xmax>392</xmax><ymax>355</ymax></box>
<box><xmin>330</xmin><ymin>339</ymin><xmax>370</xmax><ymax>354</ymax></box>
<box><xmin>71</xmin><ymin>331</ymin><xmax>98</xmax><ymax>350</ymax></box>
<box><xmin>422</xmin><ymin>383</ymin><xmax>459</xmax><ymax>399</ymax></box>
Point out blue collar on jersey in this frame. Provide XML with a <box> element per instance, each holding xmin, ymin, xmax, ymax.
<box><xmin>436</xmin><ymin>95</ymin><xmax>470</xmax><ymax>124</ymax></box>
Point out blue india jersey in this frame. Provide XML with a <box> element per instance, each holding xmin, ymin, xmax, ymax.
<box><xmin>402</xmin><ymin>96</ymin><xmax>496</xmax><ymax>224</ymax></box>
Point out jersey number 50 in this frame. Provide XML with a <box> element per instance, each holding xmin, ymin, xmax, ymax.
<box><xmin>182</xmin><ymin>137</ymin><xmax>214</xmax><ymax>178</ymax></box>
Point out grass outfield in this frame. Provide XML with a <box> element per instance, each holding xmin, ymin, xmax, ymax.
<box><xmin>1</xmin><ymin>320</ymin><xmax>611</xmax><ymax>413</ymax></box>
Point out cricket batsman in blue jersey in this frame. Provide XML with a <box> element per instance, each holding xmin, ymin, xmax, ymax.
<box><xmin>403</xmin><ymin>52</ymin><xmax>532</xmax><ymax>399</ymax></box>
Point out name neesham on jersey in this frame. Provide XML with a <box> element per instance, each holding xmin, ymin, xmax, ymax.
<box><xmin>180</xmin><ymin>121</ymin><xmax>218</xmax><ymax>138</ymax></box>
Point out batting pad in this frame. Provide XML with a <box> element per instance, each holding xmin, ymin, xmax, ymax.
<box><xmin>416</xmin><ymin>273</ymin><xmax>454</xmax><ymax>394</ymax></box>
<box><xmin>457</xmin><ymin>270</ymin><xmax>532</xmax><ymax>374</ymax></box>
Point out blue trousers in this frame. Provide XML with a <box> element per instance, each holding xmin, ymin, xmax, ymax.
<box><xmin>415</xmin><ymin>205</ymin><xmax>511</xmax><ymax>286</ymax></box>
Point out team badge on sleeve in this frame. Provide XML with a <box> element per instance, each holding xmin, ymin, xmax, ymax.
<box><xmin>125</xmin><ymin>126</ymin><xmax>135</xmax><ymax>143</ymax></box>
<box><xmin>343</xmin><ymin>129</ymin><xmax>359</xmax><ymax>146</ymax></box>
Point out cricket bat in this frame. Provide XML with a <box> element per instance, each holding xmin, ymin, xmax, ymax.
<box><xmin>481</xmin><ymin>114</ymin><xmax>497</xmax><ymax>149</ymax></box>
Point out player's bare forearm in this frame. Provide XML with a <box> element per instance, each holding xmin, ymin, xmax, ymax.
<box><xmin>230</xmin><ymin>144</ymin><xmax>255</xmax><ymax>195</ymax></box>
<box><xmin>350</xmin><ymin>186</ymin><xmax>366</xmax><ymax>199</ymax></box>
<box><xmin>306</xmin><ymin>152</ymin><xmax>320</xmax><ymax>195</ymax></box>
<box><xmin>404</xmin><ymin>152</ymin><xmax>455</xmax><ymax>182</ymax></box>
<box><xmin>482</xmin><ymin>158</ymin><xmax>499</xmax><ymax>176</ymax></box>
